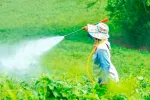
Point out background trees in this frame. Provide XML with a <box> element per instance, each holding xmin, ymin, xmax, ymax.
<box><xmin>107</xmin><ymin>0</ymin><xmax>150</xmax><ymax>49</ymax></box>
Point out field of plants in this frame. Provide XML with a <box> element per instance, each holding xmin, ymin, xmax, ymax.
<box><xmin>0</xmin><ymin>0</ymin><xmax>150</xmax><ymax>100</ymax></box>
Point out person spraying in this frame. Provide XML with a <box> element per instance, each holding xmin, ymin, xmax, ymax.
<box><xmin>82</xmin><ymin>20</ymin><xmax>119</xmax><ymax>85</ymax></box>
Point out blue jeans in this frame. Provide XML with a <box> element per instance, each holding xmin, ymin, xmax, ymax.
<box><xmin>93</xmin><ymin>49</ymin><xmax>110</xmax><ymax>83</ymax></box>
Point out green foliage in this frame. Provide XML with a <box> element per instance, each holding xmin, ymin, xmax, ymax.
<box><xmin>112</xmin><ymin>94</ymin><xmax>127</xmax><ymax>100</ymax></box>
<box><xmin>0</xmin><ymin>71</ymin><xmax>150</xmax><ymax>100</ymax></box>
<box><xmin>106</xmin><ymin>0</ymin><xmax>150</xmax><ymax>48</ymax></box>
<box><xmin>0</xmin><ymin>75</ymin><xmax>107</xmax><ymax>99</ymax></box>
<box><xmin>147</xmin><ymin>0</ymin><xmax>150</xmax><ymax>6</ymax></box>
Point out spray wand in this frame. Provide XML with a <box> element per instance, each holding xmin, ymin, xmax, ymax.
<box><xmin>64</xmin><ymin>18</ymin><xmax>109</xmax><ymax>37</ymax></box>
<box><xmin>64</xmin><ymin>29</ymin><xmax>83</xmax><ymax>37</ymax></box>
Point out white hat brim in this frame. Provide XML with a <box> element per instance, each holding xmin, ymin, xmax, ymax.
<box><xmin>89</xmin><ymin>32</ymin><xmax>109</xmax><ymax>40</ymax></box>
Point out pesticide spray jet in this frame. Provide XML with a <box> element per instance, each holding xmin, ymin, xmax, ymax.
<box><xmin>0</xmin><ymin>36</ymin><xmax>64</xmax><ymax>76</ymax></box>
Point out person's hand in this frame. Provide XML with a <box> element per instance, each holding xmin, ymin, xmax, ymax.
<box><xmin>82</xmin><ymin>26</ymin><xmax>88</xmax><ymax>31</ymax></box>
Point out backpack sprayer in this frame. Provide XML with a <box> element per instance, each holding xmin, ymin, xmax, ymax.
<box><xmin>63</xmin><ymin>18</ymin><xmax>109</xmax><ymax>83</ymax></box>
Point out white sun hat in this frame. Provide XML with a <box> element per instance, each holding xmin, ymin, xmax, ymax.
<box><xmin>87</xmin><ymin>22</ymin><xmax>109</xmax><ymax>40</ymax></box>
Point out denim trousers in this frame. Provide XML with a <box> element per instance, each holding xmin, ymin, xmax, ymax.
<box><xmin>93</xmin><ymin>49</ymin><xmax>110</xmax><ymax>83</ymax></box>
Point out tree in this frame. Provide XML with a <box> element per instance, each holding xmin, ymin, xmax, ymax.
<box><xmin>106</xmin><ymin>0</ymin><xmax>150</xmax><ymax>49</ymax></box>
